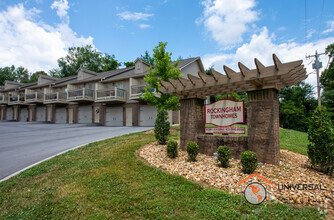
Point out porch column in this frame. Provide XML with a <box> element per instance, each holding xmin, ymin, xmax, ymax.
<box><xmin>180</xmin><ymin>98</ymin><xmax>205</xmax><ymax>151</ymax></box>
<box><xmin>247</xmin><ymin>89</ymin><xmax>280</xmax><ymax>165</ymax></box>
<box><xmin>67</xmin><ymin>103</ymin><xmax>78</xmax><ymax>124</ymax></box>
<box><xmin>28</xmin><ymin>104</ymin><xmax>36</xmax><ymax>122</ymax></box>
<box><xmin>0</xmin><ymin>105</ymin><xmax>6</xmax><ymax>120</ymax></box>
<box><xmin>99</xmin><ymin>104</ymin><xmax>106</xmax><ymax>126</ymax></box>
<box><xmin>46</xmin><ymin>104</ymin><xmax>56</xmax><ymax>123</ymax></box>
<box><xmin>13</xmin><ymin>105</ymin><xmax>19</xmax><ymax>121</ymax></box>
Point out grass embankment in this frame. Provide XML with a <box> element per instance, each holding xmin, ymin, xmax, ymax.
<box><xmin>0</xmin><ymin>127</ymin><xmax>319</xmax><ymax>219</ymax></box>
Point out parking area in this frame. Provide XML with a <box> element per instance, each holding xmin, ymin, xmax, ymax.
<box><xmin>0</xmin><ymin>121</ymin><xmax>152</xmax><ymax>181</ymax></box>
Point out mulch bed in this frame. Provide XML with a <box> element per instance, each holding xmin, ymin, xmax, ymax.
<box><xmin>139</xmin><ymin>142</ymin><xmax>334</xmax><ymax>214</ymax></box>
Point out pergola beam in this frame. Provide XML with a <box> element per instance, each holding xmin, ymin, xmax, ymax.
<box><xmin>160</xmin><ymin>54</ymin><xmax>307</xmax><ymax>99</ymax></box>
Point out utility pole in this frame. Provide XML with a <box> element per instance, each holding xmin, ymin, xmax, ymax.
<box><xmin>306</xmin><ymin>51</ymin><xmax>326</xmax><ymax>106</ymax></box>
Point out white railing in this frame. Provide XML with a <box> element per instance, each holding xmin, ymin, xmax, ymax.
<box><xmin>44</xmin><ymin>92</ymin><xmax>67</xmax><ymax>103</ymax></box>
<box><xmin>8</xmin><ymin>94</ymin><xmax>25</xmax><ymax>104</ymax></box>
<box><xmin>25</xmin><ymin>92</ymin><xmax>44</xmax><ymax>102</ymax></box>
<box><xmin>0</xmin><ymin>94</ymin><xmax>8</xmax><ymax>104</ymax></box>
<box><xmin>67</xmin><ymin>88</ymin><xmax>94</xmax><ymax>101</ymax></box>
<box><xmin>96</xmin><ymin>87</ymin><xmax>126</xmax><ymax>102</ymax></box>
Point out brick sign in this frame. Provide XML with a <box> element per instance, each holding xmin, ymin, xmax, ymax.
<box><xmin>205</xmin><ymin>99</ymin><xmax>245</xmax><ymax>127</ymax></box>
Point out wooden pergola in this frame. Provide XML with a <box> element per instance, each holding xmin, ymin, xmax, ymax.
<box><xmin>159</xmin><ymin>54</ymin><xmax>307</xmax><ymax>165</ymax></box>
<box><xmin>159</xmin><ymin>54</ymin><xmax>306</xmax><ymax>99</ymax></box>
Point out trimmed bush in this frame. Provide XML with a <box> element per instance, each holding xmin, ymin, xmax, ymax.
<box><xmin>240</xmin><ymin>151</ymin><xmax>258</xmax><ymax>174</ymax></box>
<box><xmin>187</xmin><ymin>141</ymin><xmax>199</xmax><ymax>162</ymax></box>
<box><xmin>307</xmin><ymin>106</ymin><xmax>334</xmax><ymax>174</ymax></box>
<box><xmin>167</xmin><ymin>141</ymin><xmax>178</xmax><ymax>158</ymax></box>
<box><xmin>154</xmin><ymin>108</ymin><xmax>170</xmax><ymax>145</ymax></box>
<box><xmin>217</xmin><ymin>146</ymin><xmax>231</xmax><ymax>168</ymax></box>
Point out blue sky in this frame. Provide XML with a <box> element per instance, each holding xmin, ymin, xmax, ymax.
<box><xmin>0</xmin><ymin>0</ymin><xmax>333</xmax><ymax>89</ymax></box>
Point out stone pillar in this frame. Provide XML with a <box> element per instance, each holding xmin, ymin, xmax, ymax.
<box><xmin>180</xmin><ymin>98</ymin><xmax>205</xmax><ymax>151</ymax></box>
<box><xmin>247</xmin><ymin>89</ymin><xmax>280</xmax><ymax>165</ymax></box>
<box><xmin>28</xmin><ymin>104</ymin><xmax>36</xmax><ymax>121</ymax></box>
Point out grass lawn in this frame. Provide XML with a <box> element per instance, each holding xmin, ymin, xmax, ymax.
<box><xmin>0</xmin><ymin>127</ymin><xmax>320</xmax><ymax>219</ymax></box>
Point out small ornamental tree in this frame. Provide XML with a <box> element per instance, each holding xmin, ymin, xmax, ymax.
<box><xmin>154</xmin><ymin>109</ymin><xmax>170</xmax><ymax>145</ymax></box>
<box><xmin>141</xmin><ymin>42</ymin><xmax>181</xmax><ymax>111</ymax></box>
<box><xmin>307</xmin><ymin>106</ymin><xmax>334</xmax><ymax>174</ymax></box>
<box><xmin>141</xmin><ymin>42</ymin><xmax>182</xmax><ymax>144</ymax></box>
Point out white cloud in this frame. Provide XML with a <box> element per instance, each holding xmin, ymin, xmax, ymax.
<box><xmin>199</xmin><ymin>0</ymin><xmax>259</xmax><ymax>47</ymax></box>
<box><xmin>51</xmin><ymin>0</ymin><xmax>69</xmax><ymax>23</ymax></box>
<box><xmin>139</xmin><ymin>24</ymin><xmax>151</xmax><ymax>29</ymax></box>
<box><xmin>202</xmin><ymin>27</ymin><xmax>334</xmax><ymax>91</ymax></box>
<box><xmin>322</xmin><ymin>20</ymin><xmax>334</xmax><ymax>34</ymax></box>
<box><xmin>0</xmin><ymin>3</ymin><xmax>93</xmax><ymax>73</ymax></box>
<box><xmin>117</xmin><ymin>11</ymin><xmax>153</xmax><ymax>21</ymax></box>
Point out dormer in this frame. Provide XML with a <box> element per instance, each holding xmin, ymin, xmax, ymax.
<box><xmin>4</xmin><ymin>81</ymin><xmax>24</xmax><ymax>90</ymax></box>
<box><xmin>37</xmin><ymin>75</ymin><xmax>57</xmax><ymax>85</ymax></box>
<box><xmin>134</xmin><ymin>58</ymin><xmax>151</xmax><ymax>74</ymax></box>
<box><xmin>77</xmin><ymin>68</ymin><xmax>98</xmax><ymax>81</ymax></box>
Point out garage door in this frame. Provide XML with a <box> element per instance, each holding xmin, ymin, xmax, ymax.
<box><xmin>78</xmin><ymin>105</ymin><xmax>92</xmax><ymax>124</ymax></box>
<box><xmin>106</xmin><ymin>107</ymin><xmax>123</xmax><ymax>126</ymax></box>
<box><xmin>20</xmin><ymin>108</ymin><xmax>28</xmax><ymax>122</ymax></box>
<box><xmin>36</xmin><ymin>106</ymin><xmax>46</xmax><ymax>122</ymax></box>
<box><xmin>55</xmin><ymin>107</ymin><xmax>67</xmax><ymax>124</ymax></box>
<box><xmin>6</xmin><ymin>107</ymin><xmax>12</xmax><ymax>120</ymax></box>
<box><xmin>139</xmin><ymin>105</ymin><xmax>157</xmax><ymax>126</ymax></box>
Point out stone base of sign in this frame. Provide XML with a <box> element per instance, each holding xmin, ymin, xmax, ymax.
<box><xmin>180</xmin><ymin>98</ymin><xmax>205</xmax><ymax>151</ymax></box>
<box><xmin>247</xmin><ymin>89</ymin><xmax>280</xmax><ymax>165</ymax></box>
<box><xmin>197</xmin><ymin>135</ymin><xmax>248</xmax><ymax>158</ymax></box>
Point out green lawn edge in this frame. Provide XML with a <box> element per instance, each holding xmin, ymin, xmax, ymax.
<box><xmin>0</xmin><ymin>128</ymin><xmax>321</xmax><ymax>219</ymax></box>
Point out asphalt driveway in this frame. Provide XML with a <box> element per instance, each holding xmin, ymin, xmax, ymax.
<box><xmin>0</xmin><ymin>121</ymin><xmax>152</xmax><ymax>181</ymax></box>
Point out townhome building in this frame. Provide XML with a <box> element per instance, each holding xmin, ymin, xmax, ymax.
<box><xmin>0</xmin><ymin>57</ymin><xmax>205</xmax><ymax>126</ymax></box>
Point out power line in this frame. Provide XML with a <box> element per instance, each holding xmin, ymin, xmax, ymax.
<box><xmin>317</xmin><ymin>0</ymin><xmax>325</xmax><ymax>41</ymax></box>
<box><xmin>306</xmin><ymin>51</ymin><xmax>326</xmax><ymax>106</ymax></box>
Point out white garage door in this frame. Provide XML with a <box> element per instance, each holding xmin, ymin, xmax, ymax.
<box><xmin>78</xmin><ymin>105</ymin><xmax>92</xmax><ymax>124</ymax></box>
<box><xmin>6</xmin><ymin>107</ymin><xmax>12</xmax><ymax>120</ymax></box>
<box><xmin>55</xmin><ymin>107</ymin><xmax>67</xmax><ymax>124</ymax></box>
<box><xmin>139</xmin><ymin>105</ymin><xmax>157</xmax><ymax>126</ymax></box>
<box><xmin>20</xmin><ymin>108</ymin><xmax>28</xmax><ymax>122</ymax></box>
<box><xmin>36</xmin><ymin>106</ymin><xmax>46</xmax><ymax>122</ymax></box>
<box><xmin>106</xmin><ymin>107</ymin><xmax>123</xmax><ymax>126</ymax></box>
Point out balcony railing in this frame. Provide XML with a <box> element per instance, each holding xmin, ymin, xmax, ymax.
<box><xmin>67</xmin><ymin>88</ymin><xmax>94</xmax><ymax>101</ymax></box>
<box><xmin>8</xmin><ymin>94</ymin><xmax>25</xmax><ymax>105</ymax></box>
<box><xmin>25</xmin><ymin>92</ymin><xmax>44</xmax><ymax>103</ymax></box>
<box><xmin>130</xmin><ymin>85</ymin><xmax>156</xmax><ymax>99</ymax></box>
<box><xmin>0</xmin><ymin>94</ymin><xmax>8</xmax><ymax>104</ymax></box>
<box><xmin>95</xmin><ymin>87</ymin><xmax>126</xmax><ymax>102</ymax></box>
<box><xmin>44</xmin><ymin>92</ymin><xmax>67</xmax><ymax>104</ymax></box>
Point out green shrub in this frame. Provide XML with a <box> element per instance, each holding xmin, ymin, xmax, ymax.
<box><xmin>187</xmin><ymin>141</ymin><xmax>199</xmax><ymax>162</ymax></box>
<box><xmin>240</xmin><ymin>151</ymin><xmax>258</xmax><ymax>174</ymax></box>
<box><xmin>307</xmin><ymin>106</ymin><xmax>334</xmax><ymax>174</ymax></box>
<box><xmin>167</xmin><ymin>141</ymin><xmax>178</xmax><ymax>158</ymax></box>
<box><xmin>217</xmin><ymin>146</ymin><xmax>231</xmax><ymax>168</ymax></box>
<box><xmin>154</xmin><ymin>109</ymin><xmax>170</xmax><ymax>145</ymax></box>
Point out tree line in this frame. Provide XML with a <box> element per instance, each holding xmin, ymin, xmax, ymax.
<box><xmin>0</xmin><ymin>45</ymin><xmax>155</xmax><ymax>85</ymax></box>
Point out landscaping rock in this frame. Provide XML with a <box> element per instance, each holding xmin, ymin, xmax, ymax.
<box><xmin>139</xmin><ymin>142</ymin><xmax>334</xmax><ymax>214</ymax></box>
